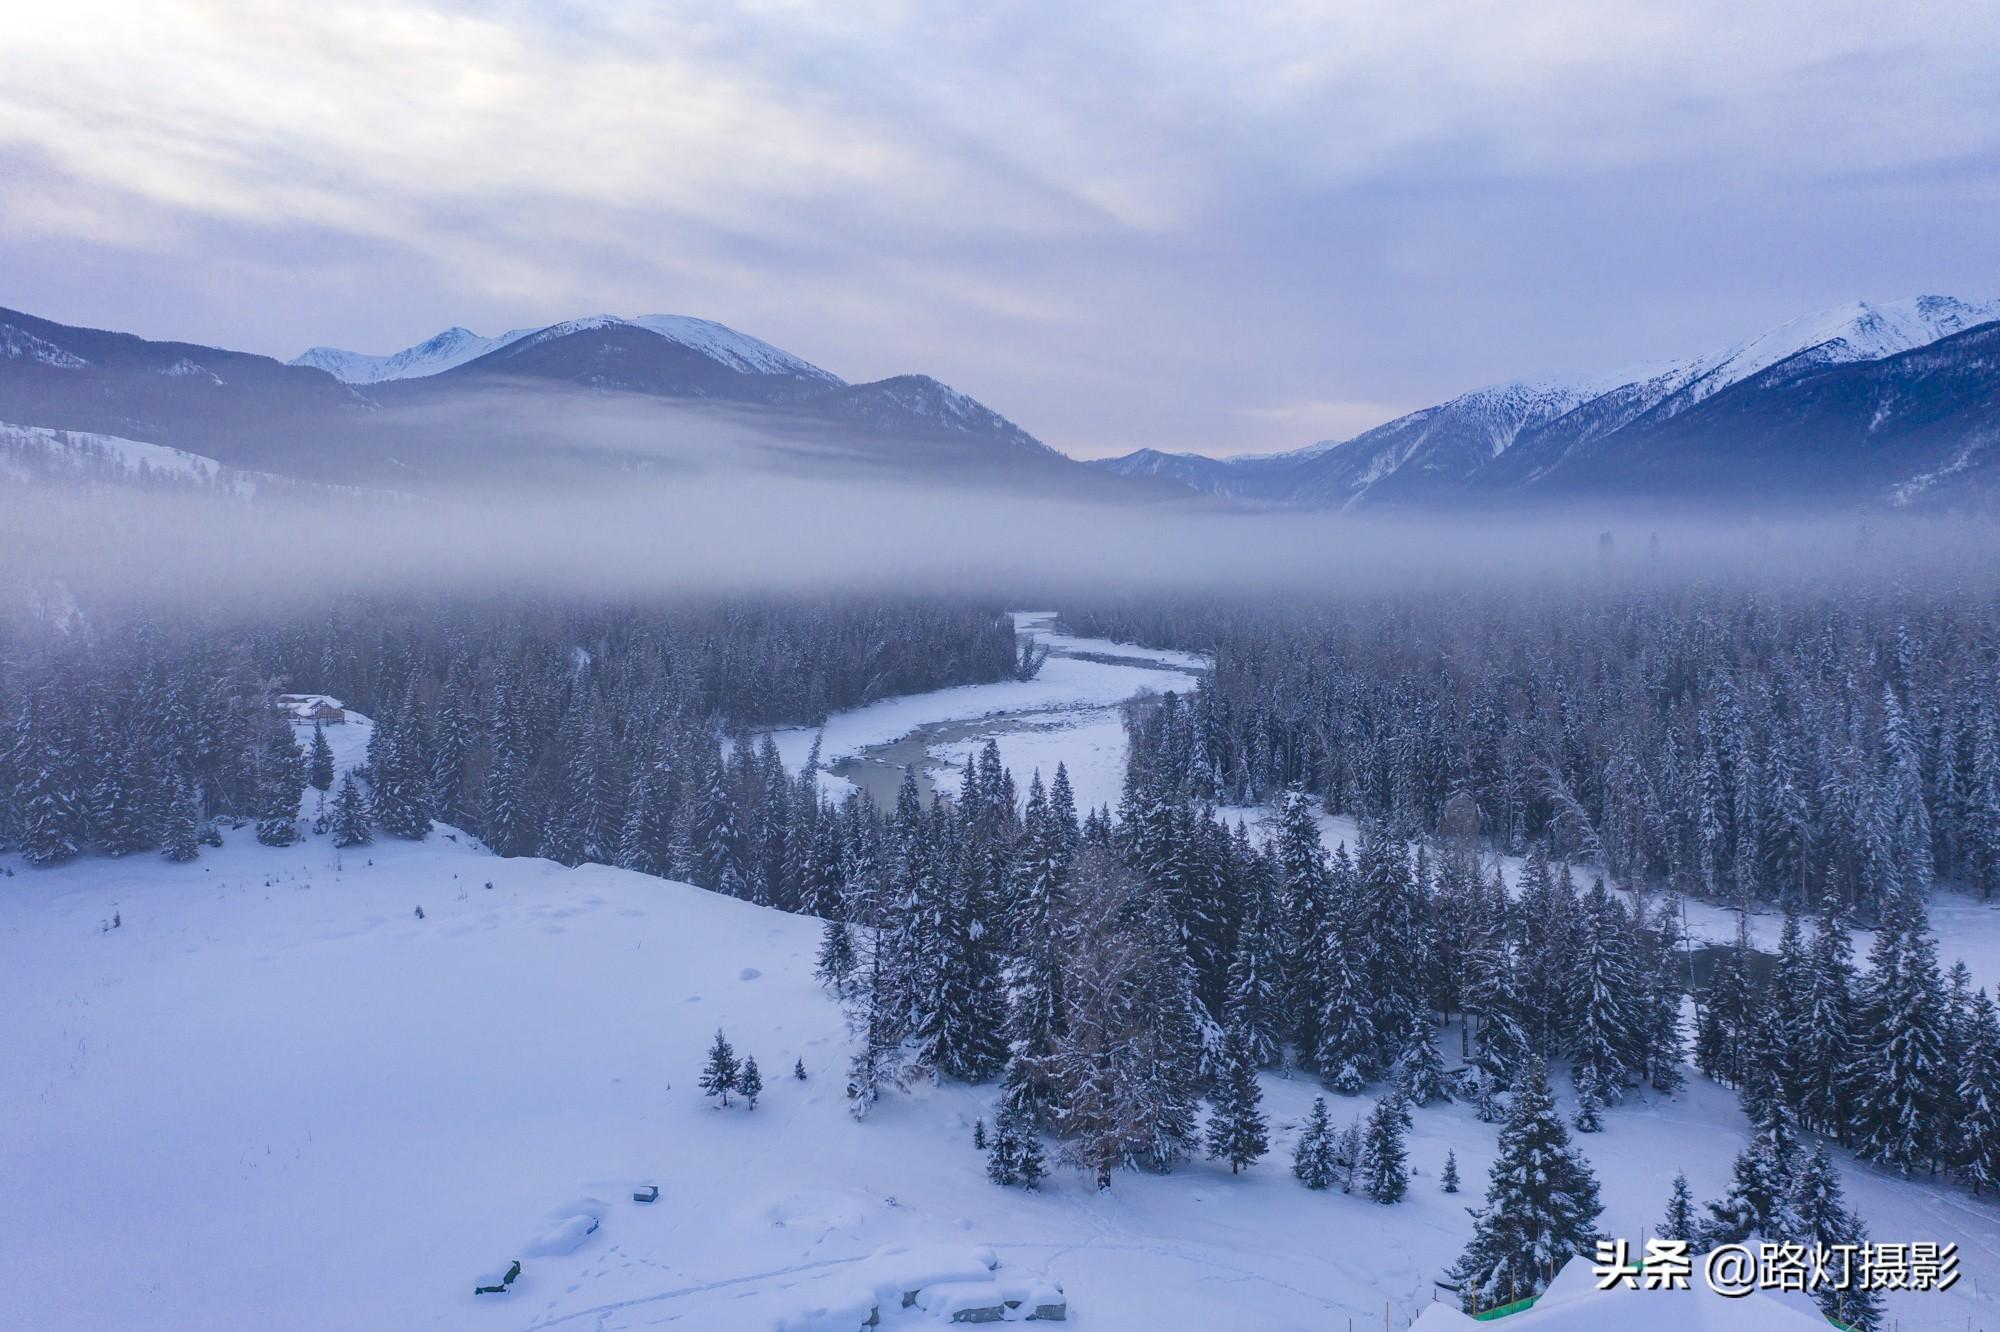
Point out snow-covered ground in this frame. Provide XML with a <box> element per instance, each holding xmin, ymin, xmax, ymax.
<box><xmin>6</xmin><ymin>630</ymin><xmax>2000</xmax><ymax>1329</ymax></box>
<box><xmin>7</xmin><ymin>821</ymin><xmax>1996</xmax><ymax>1329</ymax></box>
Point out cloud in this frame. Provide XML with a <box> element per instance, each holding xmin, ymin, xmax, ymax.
<box><xmin>2</xmin><ymin>0</ymin><xmax>1997</xmax><ymax>458</ymax></box>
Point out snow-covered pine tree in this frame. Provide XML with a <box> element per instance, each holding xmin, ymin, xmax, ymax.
<box><xmin>307</xmin><ymin>720</ymin><xmax>335</xmax><ymax>793</ymax></box>
<box><xmin>1800</xmin><ymin>888</ymin><xmax>1856</xmax><ymax>1135</ymax></box>
<box><xmin>1275</xmin><ymin>786</ymin><xmax>1332</xmax><ymax>1068</ymax></box>
<box><xmin>1001</xmin><ymin>773</ymin><xmax>1074</xmax><ymax>1126</ymax></box>
<box><xmin>1697</xmin><ymin>1095</ymin><xmax>1800</xmax><ymax>1247</ymax></box>
<box><xmin>1014</xmin><ymin>1112</ymin><xmax>1047</xmax><ymax>1190</ymax></box>
<box><xmin>1956</xmin><ymin>987</ymin><xmax>2000</xmax><ymax>1192</ymax></box>
<box><xmin>1440</xmin><ymin>1147</ymin><xmax>1459</xmax><ymax>1193</ymax></box>
<box><xmin>373</xmin><ymin>681</ymin><xmax>434</xmax><ymax>841</ymax></box>
<box><xmin>1450</xmin><ymin>1057</ymin><xmax>1603</xmax><ymax>1309</ymax></box>
<box><xmin>1316</xmin><ymin>913</ymin><xmax>1376</xmax><ymax>1094</ymax></box>
<box><xmin>255</xmin><ymin>710</ymin><xmax>305</xmax><ymax>846</ymax></box>
<box><xmin>1396</xmin><ymin>1015</ymin><xmax>1451</xmax><ymax>1105</ymax></box>
<box><xmin>986</xmin><ymin>1106</ymin><xmax>1020</xmax><ymax>1186</ymax></box>
<box><xmin>10</xmin><ymin>684</ymin><xmax>83</xmax><ymax>865</ymax></box>
<box><xmin>700</xmin><ymin>1029</ymin><xmax>741</xmax><ymax>1107</ymax></box>
<box><xmin>1658</xmin><ymin>1171</ymin><xmax>1696</xmax><ymax>1243</ymax></box>
<box><xmin>160</xmin><ymin>774</ymin><xmax>200</xmax><ymax>861</ymax></box>
<box><xmin>910</xmin><ymin>809</ymin><xmax>1008</xmax><ymax>1084</ymax></box>
<box><xmin>1848</xmin><ymin>883</ymin><xmax>1949</xmax><ymax>1174</ymax></box>
<box><xmin>1635</xmin><ymin>895</ymin><xmax>1688</xmax><ymax>1093</ymax></box>
<box><xmin>1204</xmin><ymin>1026</ymin><xmax>1268</xmax><ymax>1174</ymax></box>
<box><xmin>739</xmin><ymin>1055</ymin><xmax>762</xmax><ymax>1109</ymax></box>
<box><xmin>1221</xmin><ymin>827</ymin><xmax>1283</xmax><ymax>1067</ymax></box>
<box><xmin>1361</xmin><ymin>1092</ymin><xmax>1410</xmax><ymax>1203</ymax></box>
<box><xmin>1569</xmin><ymin>877</ymin><xmax>1638</xmax><ymax>1105</ymax></box>
<box><xmin>616</xmin><ymin>770</ymin><xmax>663</xmax><ymax>877</ymax></box>
<box><xmin>1465</xmin><ymin>867</ymin><xmax>1530</xmax><ymax>1085</ymax></box>
<box><xmin>332</xmin><ymin>772</ymin><xmax>371</xmax><ymax>847</ymax></box>
<box><xmin>1291</xmin><ymin>1096</ymin><xmax>1338</xmax><ymax>1190</ymax></box>
<box><xmin>1051</xmin><ymin>851</ymin><xmax>1200</xmax><ymax>1186</ymax></box>
<box><xmin>845</xmin><ymin>935</ymin><xmax>907</xmax><ymax>1121</ymax></box>
<box><xmin>815</xmin><ymin>917</ymin><xmax>858</xmax><ymax>994</ymax></box>
<box><xmin>1513</xmin><ymin>846</ymin><xmax>1578</xmax><ymax>1058</ymax></box>
<box><xmin>1354</xmin><ymin>821</ymin><xmax>1427</xmax><ymax>1067</ymax></box>
<box><xmin>1696</xmin><ymin>917</ymin><xmax>1755</xmax><ymax>1087</ymax></box>
<box><xmin>1790</xmin><ymin>1141</ymin><xmax>1883</xmax><ymax>1331</ymax></box>
<box><xmin>1335</xmin><ymin>1115</ymin><xmax>1363</xmax><ymax>1194</ymax></box>
<box><xmin>1571</xmin><ymin>1082</ymin><xmax>1603</xmax><ymax>1133</ymax></box>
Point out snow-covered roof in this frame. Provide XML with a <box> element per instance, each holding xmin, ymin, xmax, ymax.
<box><xmin>1411</xmin><ymin>1255</ymin><xmax>1831</xmax><ymax>1330</ymax></box>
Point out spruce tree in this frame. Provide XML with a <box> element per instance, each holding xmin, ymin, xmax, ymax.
<box><xmin>1361</xmin><ymin>1092</ymin><xmax>1410</xmax><ymax>1203</ymax></box>
<box><xmin>1800</xmin><ymin>889</ymin><xmax>1856</xmax><ymax>1135</ymax></box>
<box><xmin>1956</xmin><ymin>988</ymin><xmax>2000</xmax><ymax>1193</ymax></box>
<box><xmin>332</xmin><ymin>772</ymin><xmax>371</xmax><ymax>847</ymax></box>
<box><xmin>700</xmin><ymin>1029</ymin><xmax>741</xmax><ymax>1107</ymax></box>
<box><xmin>1291</xmin><ymin>1096</ymin><xmax>1339</xmax><ymax>1190</ymax></box>
<box><xmin>1396</xmin><ymin>1017</ymin><xmax>1451</xmax><ymax>1105</ymax></box>
<box><xmin>1440</xmin><ymin>1148</ymin><xmax>1459</xmax><ymax>1194</ymax></box>
<box><xmin>846</xmin><ymin>937</ymin><xmax>906</xmax><ymax>1121</ymax></box>
<box><xmin>1658</xmin><ymin>1171</ymin><xmax>1696</xmax><ymax>1243</ymax></box>
<box><xmin>815</xmin><ymin>918</ymin><xmax>857</xmax><ymax>994</ymax></box>
<box><xmin>739</xmin><ymin>1055</ymin><xmax>763</xmax><ymax>1109</ymax></box>
<box><xmin>1335</xmin><ymin>1115</ymin><xmax>1364</xmax><ymax>1194</ymax></box>
<box><xmin>160</xmin><ymin>775</ymin><xmax>200</xmax><ymax>862</ymax></box>
<box><xmin>1572</xmin><ymin>1081</ymin><xmax>1603</xmax><ymax>1133</ymax></box>
<box><xmin>1791</xmin><ymin>1141</ymin><xmax>1884</xmax><ymax>1331</ymax></box>
<box><xmin>1014</xmin><ymin>1115</ymin><xmax>1047</xmax><ymax>1190</ymax></box>
<box><xmin>1276</xmin><ymin>786</ymin><xmax>1332</xmax><ymax>1066</ymax></box>
<box><xmin>1450</xmin><ymin>1058</ymin><xmax>1603</xmax><ymax>1308</ymax></box>
<box><xmin>986</xmin><ymin>1107</ymin><xmax>1020</xmax><ymax>1186</ymax></box>
<box><xmin>1698</xmin><ymin>1104</ymin><xmax>1800</xmax><ymax>1247</ymax></box>
<box><xmin>794</xmin><ymin>1057</ymin><xmax>807</xmax><ymax>1081</ymax></box>
<box><xmin>1204</xmin><ymin>1027</ymin><xmax>1269</xmax><ymax>1174</ymax></box>
<box><xmin>307</xmin><ymin>720</ymin><xmax>335</xmax><ymax>793</ymax></box>
<box><xmin>1849</xmin><ymin>884</ymin><xmax>1949</xmax><ymax>1174</ymax></box>
<box><xmin>1221</xmin><ymin>857</ymin><xmax>1283</xmax><ymax>1068</ymax></box>
<box><xmin>255</xmin><ymin>712</ymin><xmax>305</xmax><ymax>846</ymax></box>
<box><xmin>1569</xmin><ymin>878</ymin><xmax>1638</xmax><ymax>1105</ymax></box>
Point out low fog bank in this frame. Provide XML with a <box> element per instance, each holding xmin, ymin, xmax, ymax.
<box><xmin>3</xmin><ymin>471</ymin><xmax>1998</xmax><ymax>621</ymax></box>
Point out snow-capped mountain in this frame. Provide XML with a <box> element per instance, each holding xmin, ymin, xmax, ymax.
<box><xmin>290</xmin><ymin>326</ymin><xmax>533</xmax><ymax>383</ymax></box>
<box><xmin>1483</xmin><ymin>294</ymin><xmax>2000</xmax><ymax>490</ymax></box>
<box><xmin>0</xmin><ymin>305</ymin><xmax>1152</xmax><ymax>497</ymax></box>
<box><xmin>1092</xmin><ymin>294</ymin><xmax>2000</xmax><ymax>510</ymax></box>
<box><xmin>292</xmin><ymin>314</ymin><xmax>841</xmax><ymax>387</ymax></box>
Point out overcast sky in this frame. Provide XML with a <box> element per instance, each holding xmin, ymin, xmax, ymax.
<box><xmin>3</xmin><ymin>1</ymin><xmax>1997</xmax><ymax>458</ymax></box>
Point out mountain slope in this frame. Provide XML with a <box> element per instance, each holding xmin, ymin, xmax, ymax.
<box><xmin>2</xmin><ymin>307</ymin><xmax>1162</xmax><ymax>498</ymax></box>
<box><xmin>1529</xmin><ymin>319</ymin><xmax>2000</xmax><ymax>507</ymax></box>
<box><xmin>1091</xmin><ymin>294</ymin><xmax>2000</xmax><ymax>511</ymax></box>
<box><xmin>1483</xmin><ymin>295</ymin><xmax>2000</xmax><ymax>493</ymax></box>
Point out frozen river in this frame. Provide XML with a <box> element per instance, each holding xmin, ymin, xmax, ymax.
<box><xmin>770</xmin><ymin>610</ymin><xmax>1206</xmax><ymax>815</ymax></box>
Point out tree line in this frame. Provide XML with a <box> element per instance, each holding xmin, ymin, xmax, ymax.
<box><xmin>0</xmin><ymin>595</ymin><xmax>1023</xmax><ymax>871</ymax></box>
<box><xmin>1075</xmin><ymin>579</ymin><xmax>2000</xmax><ymax>918</ymax></box>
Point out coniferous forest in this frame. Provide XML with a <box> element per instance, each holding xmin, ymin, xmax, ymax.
<box><xmin>8</xmin><ymin>575</ymin><xmax>2000</xmax><ymax>1328</ymax></box>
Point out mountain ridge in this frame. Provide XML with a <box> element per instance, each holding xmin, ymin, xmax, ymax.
<box><xmin>1092</xmin><ymin>295</ymin><xmax>2000</xmax><ymax>510</ymax></box>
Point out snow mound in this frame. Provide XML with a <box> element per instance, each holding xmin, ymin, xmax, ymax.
<box><xmin>772</xmin><ymin>1243</ymin><xmax>1043</xmax><ymax>1331</ymax></box>
<box><xmin>522</xmin><ymin>1201</ymin><xmax>606</xmax><ymax>1257</ymax></box>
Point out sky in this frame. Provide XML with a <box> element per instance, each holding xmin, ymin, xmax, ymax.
<box><xmin>2</xmin><ymin>2</ymin><xmax>1997</xmax><ymax>459</ymax></box>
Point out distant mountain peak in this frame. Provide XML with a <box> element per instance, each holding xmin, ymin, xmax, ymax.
<box><xmin>295</xmin><ymin>313</ymin><xmax>843</xmax><ymax>387</ymax></box>
<box><xmin>1091</xmin><ymin>291</ymin><xmax>2000</xmax><ymax>510</ymax></box>
<box><xmin>291</xmin><ymin>326</ymin><xmax>531</xmax><ymax>384</ymax></box>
